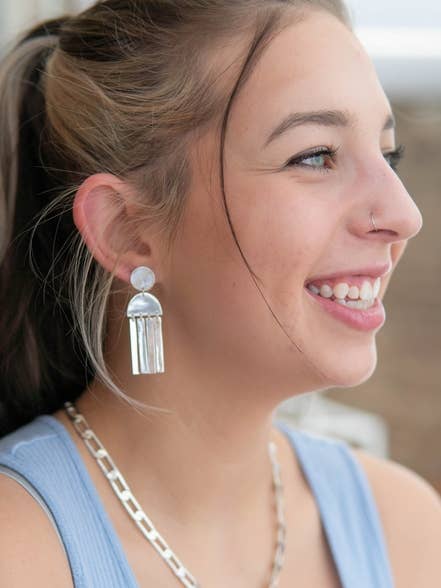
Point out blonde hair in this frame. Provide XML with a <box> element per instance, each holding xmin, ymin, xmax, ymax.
<box><xmin>0</xmin><ymin>0</ymin><xmax>351</xmax><ymax>435</ymax></box>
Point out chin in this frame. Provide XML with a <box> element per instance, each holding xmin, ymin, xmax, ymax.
<box><xmin>320</xmin><ymin>343</ymin><xmax>378</xmax><ymax>389</ymax></box>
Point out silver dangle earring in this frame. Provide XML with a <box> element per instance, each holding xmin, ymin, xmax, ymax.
<box><xmin>126</xmin><ymin>266</ymin><xmax>165</xmax><ymax>375</ymax></box>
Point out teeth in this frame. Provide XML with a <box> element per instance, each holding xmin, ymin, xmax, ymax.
<box><xmin>348</xmin><ymin>286</ymin><xmax>360</xmax><ymax>300</ymax></box>
<box><xmin>320</xmin><ymin>284</ymin><xmax>333</xmax><ymax>298</ymax></box>
<box><xmin>306</xmin><ymin>276</ymin><xmax>382</xmax><ymax>310</ymax></box>
<box><xmin>346</xmin><ymin>299</ymin><xmax>375</xmax><ymax>310</ymax></box>
<box><xmin>359</xmin><ymin>281</ymin><xmax>373</xmax><ymax>301</ymax></box>
<box><xmin>346</xmin><ymin>300</ymin><xmax>363</xmax><ymax>308</ymax></box>
<box><xmin>373</xmin><ymin>277</ymin><xmax>381</xmax><ymax>298</ymax></box>
<box><xmin>333</xmin><ymin>283</ymin><xmax>349</xmax><ymax>299</ymax></box>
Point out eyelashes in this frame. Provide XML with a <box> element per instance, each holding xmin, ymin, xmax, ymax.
<box><xmin>286</xmin><ymin>146</ymin><xmax>339</xmax><ymax>173</ymax></box>
<box><xmin>384</xmin><ymin>144</ymin><xmax>405</xmax><ymax>171</ymax></box>
<box><xmin>285</xmin><ymin>144</ymin><xmax>406</xmax><ymax>173</ymax></box>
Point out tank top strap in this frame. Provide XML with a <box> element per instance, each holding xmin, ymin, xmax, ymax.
<box><xmin>0</xmin><ymin>414</ymin><xmax>395</xmax><ymax>587</ymax></box>
<box><xmin>0</xmin><ymin>415</ymin><xmax>139</xmax><ymax>588</ymax></box>
<box><xmin>275</xmin><ymin>420</ymin><xmax>395</xmax><ymax>588</ymax></box>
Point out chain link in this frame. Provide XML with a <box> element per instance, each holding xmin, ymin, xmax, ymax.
<box><xmin>64</xmin><ymin>400</ymin><xmax>286</xmax><ymax>587</ymax></box>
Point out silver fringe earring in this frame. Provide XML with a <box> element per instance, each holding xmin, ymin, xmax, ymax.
<box><xmin>126</xmin><ymin>266</ymin><xmax>165</xmax><ymax>375</ymax></box>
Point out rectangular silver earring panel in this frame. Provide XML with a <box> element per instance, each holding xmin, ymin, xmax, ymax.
<box><xmin>129</xmin><ymin>317</ymin><xmax>141</xmax><ymax>374</ymax></box>
<box><xmin>154</xmin><ymin>316</ymin><xmax>164</xmax><ymax>372</ymax></box>
<box><xmin>129</xmin><ymin>316</ymin><xmax>165</xmax><ymax>374</ymax></box>
<box><xmin>138</xmin><ymin>316</ymin><xmax>150</xmax><ymax>373</ymax></box>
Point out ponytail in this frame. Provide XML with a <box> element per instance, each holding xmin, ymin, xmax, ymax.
<box><xmin>0</xmin><ymin>17</ymin><xmax>92</xmax><ymax>437</ymax></box>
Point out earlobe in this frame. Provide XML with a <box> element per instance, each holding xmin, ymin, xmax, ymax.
<box><xmin>72</xmin><ymin>173</ymin><xmax>152</xmax><ymax>284</ymax></box>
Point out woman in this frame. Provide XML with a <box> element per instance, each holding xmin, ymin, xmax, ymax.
<box><xmin>0</xmin><ymin>1</ymin><xmax>439</xmax><ymax>586</ymax></box>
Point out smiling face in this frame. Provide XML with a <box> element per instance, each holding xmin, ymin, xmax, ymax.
<box><xmin>163</xmin><ymin>8</ymin><xmax>423</xmax><ymax>394</ymax></box>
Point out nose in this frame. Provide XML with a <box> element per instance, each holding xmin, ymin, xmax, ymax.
<box><xmin>351</xmin><ymin>157</ymin><xmax>423</xmax><ymax>243</ymax></box>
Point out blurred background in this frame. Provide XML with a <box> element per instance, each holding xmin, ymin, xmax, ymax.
<box><xmin>0</xmin><ymin>1</ymin><xmax>440</xmax><ymax>493</ymax></box>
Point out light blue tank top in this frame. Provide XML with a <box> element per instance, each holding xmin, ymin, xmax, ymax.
<box><xmin>0</xmin><ymin>414</ymin><xmax>395</xmax><ymax>587</ymax></box>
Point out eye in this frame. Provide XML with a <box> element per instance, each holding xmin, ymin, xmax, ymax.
<box><xmin>383</xmin><ymin>144</ymin><xmax>405</xmax><ymax>171</ymax></box>
<box><xmin>285</xmin><ymin>146</ymin><xmax>339</xmax><ymax>173</ymax></box>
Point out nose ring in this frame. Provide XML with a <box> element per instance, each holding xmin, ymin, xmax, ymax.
<box><xmin>370</xmin><ymin>212</ymin><xmax>378</xmax><ymax>232</ymax></box>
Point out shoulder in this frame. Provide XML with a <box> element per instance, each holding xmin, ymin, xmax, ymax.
<box><xmin>0</xmin><ymin>473</ymin><xmax>74</xmax><ymax>587</ymax></box>
<box><xmin>351</xmin><ymin>447</ymin><xmax>441</xmax><ymax>586</ymax></box>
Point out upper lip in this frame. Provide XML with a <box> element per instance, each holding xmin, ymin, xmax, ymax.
<box><xmin>305</xmin><ymin>262</ymin><xmax>392</xmax><ymax>284</ymax></box>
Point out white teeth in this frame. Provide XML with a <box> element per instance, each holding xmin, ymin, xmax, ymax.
<box><xmin>308</xmin><ymin>284</ymin><xmax>320</xmax><ymax>295</ymax></box>
<box><xmin>359</xmin><ymin>281</ymin><xmax>373</xmax><ymax>301</ymax></box>
<box><xmin>320</xmin><ymin>284</ymin><xmax>333</xmax><ymax>298</ymax></box>
<box><xmin>333</xmin><ymin>283</ymin><xmax>349</xmax><ymax>299</ymax></box>
<box><xmin>346</xmin><ymin>299</ymin><xmax>375</xmax><ymax>310</ymax></box>
<box><xmin>373</xmin><ymin>277</ymin><xmax>381</xmax><ymax>298</ymax></box>
<box><xmin>346</xmin><ymin>300</ymin><xmax>358</xmax><ymax>309</ymax></box>
<box><xmin>307</xmin><ymin>277</ymin><xmax>382</xmax><ymax>309</ymax></box>
<box><xmin>348</xmin><ymin>286</ymin><xmax>360</xmax><ymax>300</ymax></box>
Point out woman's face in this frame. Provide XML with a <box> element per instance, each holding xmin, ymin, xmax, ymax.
<box><xmin>165</xmin><ymin>9</ymin><xmax>423</xmax><ymax>393</ymax></box>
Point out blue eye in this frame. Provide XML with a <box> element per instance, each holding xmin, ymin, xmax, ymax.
<box><xmin>286</xmin><ymin>147</ymin><xmax>339</xmax><ymax>173</ymax></box>
<box><xmin>301</xmin><ymin>153</ymin><xmax>327</xmax><ymax>167</ymax></box>
<box><xmin>286</xmin><ymin>143</ymin><xmax>406</xmax><ymax>173</ymax></box>
<box><xmin>384</xmin><ymin>144</ymin><xmax>405</xmax><ymax>171</ymax></box>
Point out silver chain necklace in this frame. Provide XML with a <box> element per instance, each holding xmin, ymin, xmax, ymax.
<box><xmin>64</xmin><ymin>400</ymin><xmax>286</xmax><ymax>587</ymax></box>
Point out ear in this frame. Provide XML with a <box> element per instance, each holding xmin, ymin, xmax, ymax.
<box><xmin>72</xmin><ymin>173</ymin><xmax>158</xmax><ymax>285</ymax></box>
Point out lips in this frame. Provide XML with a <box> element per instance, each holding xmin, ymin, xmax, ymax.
<box><xmin>305</xmin><ymin>263</ymin><xmax>392</xmax><ymax>331</ymax></box>
<box><xmin>305</xmin><ymin>287</ymin><xmax>386</xmax><ymax>331</ymax></box>
<box><xmin>305</xmin><ymin>262</ymin><xmax>392</xmax><ymax>286</ymax></box>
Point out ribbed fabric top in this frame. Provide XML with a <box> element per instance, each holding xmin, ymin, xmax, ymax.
<box><xmin>0</xmin><ymin>414</ymin><xmax>395</xmax><ymax>587</ymax></box>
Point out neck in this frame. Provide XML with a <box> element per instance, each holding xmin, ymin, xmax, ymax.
<box><xmin>74</xmin><ymin>373</ymin><xmax>283</xmax><ymax>531</ymax></box>
<box><xmin>67</xmin><ymin>295</ymin><xmax>308</xmax><ymax>540</ymax></box>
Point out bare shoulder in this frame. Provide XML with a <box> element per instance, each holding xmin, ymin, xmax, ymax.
<box><xmin>0</xmin><ymin>473</ymin><xmax>74</xmax><ymax>587</ymax></box>
<box><xmin>351</xmin><ymin>447</ymin><xmax>441</xmax><ymax>587</ymax></box>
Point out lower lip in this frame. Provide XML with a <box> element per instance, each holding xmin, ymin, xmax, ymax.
<box><xmin>304</xmin><ymin>287</ymin><xmax>386</xmax><ymax>332</ymax></box>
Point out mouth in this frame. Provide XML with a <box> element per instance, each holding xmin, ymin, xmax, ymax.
<box><xmin>303</xmin><ymin>265</ymin><xmax>390</xmax><ymax>331</ymax></box>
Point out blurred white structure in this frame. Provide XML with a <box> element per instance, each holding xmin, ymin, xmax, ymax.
<box><xmin>347</xmin><ymin>0</ymin><xmax>441</xmax><ymax>99</ymax></box>
<box><xmin>275</xmin><ymin>392</ymin><xmax>390</xmax><ymax>458</ymax></box>
<box><xmin>0</xmin><ymin>0</ymin><xmax>83</xmax><ymax>54</ymax></box>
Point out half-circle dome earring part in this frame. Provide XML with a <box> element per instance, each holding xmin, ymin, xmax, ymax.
<box><xmin>126</xmin><ymin>266</ymin><xmax>165</xmax><ymax>375</ymax></box>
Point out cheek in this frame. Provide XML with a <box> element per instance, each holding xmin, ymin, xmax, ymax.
<box><xmin>162</xmin><ymin>174</ymin><xmax>310</xmax><ymax>374</ymax></box>
<box><xmin>164</xmin><ymin>173</ymin><xmax>256</xmax><ymax>338</ymax></box>
<box><xmin>163</xmin><ymin>162</ymin><xmax>345</xmax><ymax>384</ymax></box>
<box><xmin>225</xmin><ymin>173</ymin><xmax>333</xmax><ymax>308</ymax></box>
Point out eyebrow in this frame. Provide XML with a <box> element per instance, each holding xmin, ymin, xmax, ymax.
<box><xmin>263</xmin><ymin>109</ymin><xmax>396</xmax><ymax>148</ymax></box>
